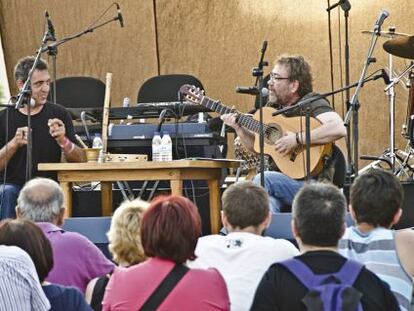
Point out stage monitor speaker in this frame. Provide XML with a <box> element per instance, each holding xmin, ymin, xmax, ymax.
<box><xmin>395</xmin><ymin>182</ymin><xmax>414</xmax><ymax>230</ymax></box>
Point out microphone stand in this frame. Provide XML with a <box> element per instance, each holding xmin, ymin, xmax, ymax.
<box><xmin>344</xmin><ymin>26</ymin><xmax>380</xmax><ymax>178</ymax></box>
<box><xmin>272</xmin><ymin>72</ymin><xmax>384</xmax><ymax>180</ymax></box>
<box><xmin>14</xmin><ymin>21</ymin><xmax>54</xmax><ymax>181</ymax></box>
<box><xmin>41</xmin><ymin>14</ymin><xmax>122</xmax><ymax>55</ymax></box>
<box><xmin>327</xmin><ymin>0</ymin><xmax>352</xmax><ymax>180</ymax></box>
<box><xmin>252</xmin><ymin>41</ymin><xmax>268</xmax><ymax>187</ymax></box>
<box><xmin>42</xmin><ymin>13</ymin><xmax>121</xmax><ymax>106</ymax></box>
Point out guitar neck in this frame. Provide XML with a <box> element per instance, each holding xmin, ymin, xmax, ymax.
<box><xmin>200</xmin><ymin>96</ymin><xmax>266</xmax><ymax>134</ymax></box>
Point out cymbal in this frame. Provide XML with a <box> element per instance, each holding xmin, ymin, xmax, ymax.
<box><xmin>361</xmin><ymin>30</ymin><xmax>409</xmax><ymax>38</ymax></box>
<box><xmin>383</xmin><ymin>36</ymin><xmax>414</xmax><ymax>59</ymax></box>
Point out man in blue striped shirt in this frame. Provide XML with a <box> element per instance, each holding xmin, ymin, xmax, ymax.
<box><xmin>338</xmin><ymin>169</ymin><xmax>414</xmax><ymax>311</ymax></box>
<box><xmin>0</xmin><ymin>245</ymin><xmax>50</xmax><ymax>310</ymax></box>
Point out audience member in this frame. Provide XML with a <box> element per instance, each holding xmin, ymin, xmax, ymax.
<box><xmin>0</xmin><ymin>218</ymin><xmax>92</xmax><ymax>310</ymax></box>
<box><xmin>16</xmin><ymin>177</ymin><xmax>114</xmax><ymax>293</ymax></box>
<box><xmin>251</xmin><ymin>182</ymin><xmax>399</xmax><ymax>310</ymax></box>
<box><xmin>102</xmin><ymin>195</ymin><xmax>230</xmax><ymax>310</ymax></box>
<box><xmin>338</xmin><ymin>169</ymin><xmax>414</xmax><ymax>311</ymax></box>
<box><xmin>0</xmin><ymin>244</ymin><xmax>50</xmax><ymax>311</ymax></box>
<box><xmin>188</xmin><ymin>181</ymin><xmax>299</xmax><ymax>310</ymax></box>
<box><xmin>85</xmin><ymin>198</ymin><xmax>149</xmax><ymax>310</ymax></box>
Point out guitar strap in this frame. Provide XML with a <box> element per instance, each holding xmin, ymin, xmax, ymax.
<box><xmin>139</xmin><ymin>264</ymin><xmax>189</xmax><ymax>311</ymax></box>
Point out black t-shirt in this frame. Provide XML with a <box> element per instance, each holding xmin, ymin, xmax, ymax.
<box><xmin>0</xmin><ymin>102</ymin><xmax>76</xmax><ymax>185</ymax></box>
<box><xmin>251</xmin><ymin>251</ymin><xmax>400</xmax><ymax>311</ymax></box>
<box><xmin>267</xmin><ymin>92</ymin><xmax>334</xmax><ymax>118</ymax></box>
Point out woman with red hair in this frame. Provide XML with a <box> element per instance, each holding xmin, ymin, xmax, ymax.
<box><xmin>102</xmin><ymin>195</ymin><xmax>230</xmax><ymax>310</ymax></box>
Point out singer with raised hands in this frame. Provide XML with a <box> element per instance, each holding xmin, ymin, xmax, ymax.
<box><xmin>0</xmin><ymin>56</ymin><xmax>84</xmax><ymax>220</ymax></box>
<box><xmin>221</xmin><ymin>54</ymin><xmax>346</xmax><ymax>213</ymax></box>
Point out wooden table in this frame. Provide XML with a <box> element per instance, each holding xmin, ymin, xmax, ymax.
<box><xmin>38</xmin><ymin>160</ymin><xmax>240</xmax><ymax>234</ymax></box>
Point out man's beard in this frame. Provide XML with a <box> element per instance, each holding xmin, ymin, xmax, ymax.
<box><xmin>267</xmin><ymin>91</ymin><xmax>282</xmax><ymax>109</ymax></box>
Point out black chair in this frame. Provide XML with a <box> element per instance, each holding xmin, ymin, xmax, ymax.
<box><xmin>137</xmin><ymin>74</ymin><xmax>204</xmax><ymax>103</ymax></box>
<box><xmin>332</xmin><ymin>144</ymin><xmax>346</xmax><ymax>189</ymax></box>
<box><xmin>49</xmin><ymin>76</ymin><xmax>105</xmax><ymax>108</ymax></box>
<box><xmin>136</xmin><ymin>74</ymin><xmax>208</xmax><ymax>200</ymax></box>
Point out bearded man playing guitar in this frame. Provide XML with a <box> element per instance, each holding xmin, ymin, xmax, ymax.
<box><xmin>222</xmin><ymin>55</ymin><xmax>347</xmax><ymax>213</ymax></box>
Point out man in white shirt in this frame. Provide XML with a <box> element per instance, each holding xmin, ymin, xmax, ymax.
<box><xmin>0</xmin><ymin>245</ymin><xmax>50</xmax><ymax>311</ymax></box>
<box><xmin>188</xmin><ymin>181</ymin><xmax>299</xmax><ymax>310</ymax></box>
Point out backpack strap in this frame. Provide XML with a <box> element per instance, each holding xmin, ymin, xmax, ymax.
<box><xmin>279</xmin><ymin>258</ymin><xmax>316</xmax><ymax>289</ymax></box>
<box><xmin>139</xmin><ymin>264</ymin><xmax>189</xmax><ymax>311</ymax></box>
<box><xmin>90</xmin><ymin>274</ymin><xmax>111</xmax><ymax>311</ymax></box>
<box><xmin>280</xmin><ymin>258</ymin><xmax>364</xmax><ymax>289</ymax></box>
<box><xmin>334</xmin><ymin>259</ymin><xmax>364</xmax><ymax>285</ymax></box>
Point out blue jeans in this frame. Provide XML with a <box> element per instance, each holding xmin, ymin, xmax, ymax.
<box><xmin>0</xmin><ymin>183</ymin><xmax>22</xmax><ymax>220</ymax></box>
<box><xmin>253</xmin><ymin>172</ymin><xmax>304</xmax><ymax>213</ymax></box>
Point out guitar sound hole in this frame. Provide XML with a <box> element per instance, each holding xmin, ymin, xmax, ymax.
<box><xmin>265</xmin><ymin>124</ymin><xmax>282</xmax><ymax>145</ymax></box>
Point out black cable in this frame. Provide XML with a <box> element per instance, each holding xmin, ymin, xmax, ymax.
<box><xmin>0</xmin><ymin>98</ymin><xmax>14</xmax><ymax>215</ymax></box>
<box><xmin>152</xmin><ymin>0</ymin><xmax>161</xmax><ymax>75</ymax></box>
<box><xmin>327</xmin><ymin>0</ymin><xmax>336</xmax><ymax>110</ymax></box>
<box><xmin>175</xmin><ymin>104</ymin><xmax>197</xmax><ymax>206</ymax></box>
<box><xmin>85</xmin><ymin>2</ymin><xmax>118</xmax><ymax>30</ymax></box>
<box><xmin>337</xmin><ymin>8</ymin><xmax>345</xmax><ymax>118</ymax></box>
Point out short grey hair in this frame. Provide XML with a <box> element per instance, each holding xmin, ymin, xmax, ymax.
<box><xmin>17</xmin><ymin>178</ymin><xmax>64</xmax><ymax>223</ymax></box>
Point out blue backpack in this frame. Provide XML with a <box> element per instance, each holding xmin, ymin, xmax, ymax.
<box><xmin>279</xmin><ymin>258</ymin><xmax>364</xmax><ymax>311</ymax></box>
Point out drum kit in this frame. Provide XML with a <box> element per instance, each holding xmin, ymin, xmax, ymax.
<box><xmin>360</xmin><ymin>27</ymin><xmax>414</xmax><ymax>180</ymax></box>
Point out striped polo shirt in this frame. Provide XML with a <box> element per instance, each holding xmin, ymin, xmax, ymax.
<box><xmin>338</xmin><ymin>227</ymin><xmax>413</xmax><ymax>311</ymax></box>
<box><xmin>0</xmin><ymin>245</ymin><xmax>50</xmax><ymax>311</ymax></box>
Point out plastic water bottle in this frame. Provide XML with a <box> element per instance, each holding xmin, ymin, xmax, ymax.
<box><xmin>152</xmin><ymin>132</ymin><xmax>162</xmax><ymax>162</ymax></box>
<box><xmin>122</xmin><ymin>97</ymin><xmax>130</xmax><ymax>108</ymax></box>
<box><xmin>92</xmin><ymin>133</ymin><xmax>103</xmax><ymax>148</ymax></box>
<box><xmin>160</xmin><ymin>131</ymin><xmax>172</xmax><ymax>161</ymax></box>
<box><xmin>92</xmin><ymin>134</ymin><xmax>104</xmax><ymax>163</ymax></box>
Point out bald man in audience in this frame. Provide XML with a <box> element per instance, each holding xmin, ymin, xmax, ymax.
<box><xmin>15</xmin><ymin>177</ymin><xmax>114</xmax><ymax>293</ymax></box>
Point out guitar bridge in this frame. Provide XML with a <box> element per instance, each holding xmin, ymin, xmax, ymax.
<box><xmin>290</xmin><ymin>146</ymin><xmax>301</xmax><ymax>162</ymax></box>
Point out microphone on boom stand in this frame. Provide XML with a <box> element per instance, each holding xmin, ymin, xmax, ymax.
<box><xmin>115</xmin><ymin>3</ymin><xmax>124</xmax><ymax>28</ymax></box>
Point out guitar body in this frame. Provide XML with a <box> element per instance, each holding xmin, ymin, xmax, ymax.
<box><xmin>252</xmin><ymin>107</ymin><xmax>332</xmax><ymax>179</ymax></box>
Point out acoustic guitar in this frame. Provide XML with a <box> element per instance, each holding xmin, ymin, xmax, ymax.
<box><xmin>180</xmin><ymin>84</ymin><xmax>332</xmax><ymax>179</ymax></box>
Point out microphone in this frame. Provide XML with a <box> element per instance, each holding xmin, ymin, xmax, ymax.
<box><xmin>236</xmin><ymin>87</ymin><xmax>269</xmax><ymax>96</ymax></box>
<box><xmin>261</xmin><ymin>41</ymin><xmax>268</xmax><ymax>53</ymax></box>
<box><xmin>13</xmin><ymin>95</ymin><xmax>35</xmax><ymax>109</ymax></box>
<box><xmin>381</xmin><ymin>69</ymin><xmax>391</xmax><ymax>85</ymax></box>
<box><xmin>80</xmin><ymin>111</ymin><xmax>94</xmax><ymax>144</ymax></box>
<box><xmin>115</xmin><ymin>3</ymin><xmax>124</xmax><ymax>28</ymax></box>
<box><xmin>45</xmin><ymin>11</ymin><xmax>56</xmax><ymax>41</ymax></box>
<box><xmin>339</xmin><ymin>0</ymin><xmax>351</xmax><ymax>12</ymax></box>
<box><xmin>374</xmin><ymin>9</ymin><xmax>389</xmax><ymax>32</ymax></box>
<box><xmin>372</xmin><ymin>69</ymin><xmax>391</xmax><ymax>85</ymax></box>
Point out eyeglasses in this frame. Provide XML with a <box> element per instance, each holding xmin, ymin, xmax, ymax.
<box><xmin>269</xmin><ymin>72</ymin><xmax>290</xmax><ymax>81</ymax></box>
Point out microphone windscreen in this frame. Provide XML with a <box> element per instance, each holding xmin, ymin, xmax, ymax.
<box><xmin>261</xmin><ymin>88</ymin><xmax>269</xmax><ymax>97</ymax></box>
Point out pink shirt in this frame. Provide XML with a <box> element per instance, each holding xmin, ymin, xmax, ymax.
<box><xmin>102</xmin><ymin>257</ymin><xmax>230</xmax><ymax>310</ymax></box>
